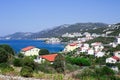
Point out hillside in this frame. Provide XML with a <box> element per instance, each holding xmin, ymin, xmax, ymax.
<box><xmin>0</xmin><ymin>22</ymin><xmax>108</xmax><ymax>40</ymax></box>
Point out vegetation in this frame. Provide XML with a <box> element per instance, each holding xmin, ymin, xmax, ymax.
<box><xmin>53</xmin><ymin>54</ymin><xmax>65</xmax><ymax>73</ymax></box>
<box><xmin>86</xmin><ymin>37</ymin><xmax>115</xmax><ymax>44</ymax></box>
<box><xmin>0</xmin><ymin>48</ymin><xmax>8</xmax><ymax>63</ymax></box>
<box><xmin>20</xmin><ymin>66</ymin><xmax>33</xmax><ymax>77</ymax></box>
<box><xmin>39</xmin><ymin>49</ymin><xmax>49</xmax><ymax>55</ymax></box>
<box><xmin>17</xmin><ymin>53</ymin><xmax>24</xmax><ymax>58</ymax></box>
<box><xmin>13</xmin><ymin>58</ymin><xmax>22</xmax><ymax>67</ymax></box>
<box><xmin>66</xmin><ymin>56</ymin><xmax>91</xmax><ymax>66</ymax></box>
<box><xmin>0</xmin><ymin>44</ymin><xmax>15</xmax><ymax>55</ymax></box>
<box><xmin>0</xmin><ymin>63</ymin><xmax>14</xmax><ymax>75</ymax></box>
<box><xmin>74</xmin><ymin>66</ymin><xmax>116</xmax><ymax>80</ymax></box>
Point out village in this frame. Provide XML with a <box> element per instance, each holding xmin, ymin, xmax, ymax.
<box><xmin>1</xmin><ymin>30</ymin><xmax>117</xmax><ymax>80</ymax></box>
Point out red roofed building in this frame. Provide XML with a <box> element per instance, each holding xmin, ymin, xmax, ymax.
<box><xmin>21</xmin><ymin>46</ymin><xmax>40</xmax><ymax>56</ymax></box>
<box><xmin>40</xmin><ymin>54</ymin><xmax>58</xmax><ymax>62</ymax></box>
<box><xmin>22</xmin><ymin>46</ymin><xmax>35</xmax><ymax>52</ymax></box>
<box><xmin>112</xmin><ymin>56</ymin><xmax>120</xmax><ymax>61</ymax></box>
<box><xmin>34</xmin><ymin>54</ymin><xmax>58</xmax><ymax>64</ymax></box>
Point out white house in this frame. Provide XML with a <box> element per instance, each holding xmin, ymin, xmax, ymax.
<box><xmin>116</xmin><ymin>37</ymin><xmax>120</xmax><ymax>44</ymax></box>
<box><xmin>88</xmin><ymin>48</ymin><xmax>94</xmax><ymax>55</ymax></box>
<box><xmin>106</xmin><ymin>57</ymin><xmax>117</xmax><ymax>63</ymax></box>
<box><xmin>106</xmin><ymin>56</ymin><xmax>119</xmax><ymax>63</ymax></box>
<box><xmin>64</xmin><ymin>43</ymin><xmax>78</xmax><ymax>52</ymax></box>
<box><xmin>95</xmin><ymin>51</ymin><xmax>105</xmax><ymax>57</ymax></box>
<box><xmin>21</xmin><ymin>46</ymin><xmax>40</xmax><ymax>56</ymax></box>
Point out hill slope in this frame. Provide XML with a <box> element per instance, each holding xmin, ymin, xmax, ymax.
<box><xmin>1</xmin><ymin>22</ymin><xmax>108</xmax><ymax>40</ymax></box>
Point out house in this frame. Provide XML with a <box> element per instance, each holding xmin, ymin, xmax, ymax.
<box><xmin>116</xmin><ymin>37</ymin><xmax>120</xmax><ymax>44</ymax></box>
<box><xmin>114</xmin><ymin>51</ymin><xmax>120</xmax><ymax>58</ymax></box>
<box><xmin>91</xmin><ymin>42</ymin><xmax>104</xmax><ymax>52</ymax></box>
<box><xmin>95</xmin><ymin>51</ymin><xmax>105</xmax><ymax>57</ymax></box>
<box><xmin>34</xmin><ymin>54</ymin><xmax>58</xmax><ymax>64</ymax></box>
<box><xmin>21</xmin><ymin>46</ymin><xmax>40</xmax><ymax>56</ymax></box>
<box><xmin>64</xmin><ymin>43</ymin><xmax>78</xmax><ymax>52</ymax></box>
<box><xmin>88</xmin><ymin>48</ymin><xmax>94</xmax><ymax>55</ymax></box>
<box><xmin>106</xmin><ymin>57</ymin><xmax>117</xmax><ymax>63</ymax></box>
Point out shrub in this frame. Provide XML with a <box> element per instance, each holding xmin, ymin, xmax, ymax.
<box><xmin>13</xmin><ymin>58</ymin><xmax>22</xmax><ymax>67</ymax></box>
<box><xmin>38</xmin><ymin>61</ymin><xmax>56</xmax><ymax>73</ymax></box>
<box><xmin>53</xmin><ymin>54</ymin><xmax>65</xmax><ymax>73</ymax></box>
<box><xmin>102</xmin><ymin>66</ymin><xmax>115</xmax><ymax>75</ymax></box>
<box><xmin>18</xmin><ymin>53</ymin><xmax>24</xmax><ymax>58</ymax></box>
<box><xmin>39</xmin><ymin>49</ymin><xmax>49</xmax><ymax>55</ymax></box>
<box><xmin>0</xmin><ymin>44</ymin><xmax>15</xmax><ymax>55</ymax></box>
<box><xmin>66</xmin><ymin>63</ymin><xmax>80</xmax><ymax>72</ymax></box>
<box><xmin>22</xmin><ymin>57</ymin><xmax>35</xmax><ymax>70</ymax></box>
<box><xmin>20</xmin><ymin>66</ymin><xmax>33</xmax><ymax>77</ymax></box>
<box><xmin>0</xmin><ymin>48</ymin><xmax>8</xmax><ymax>63</ymax></box>
<box><xmin>0</xmin><ymin>63</ymin><xmax>14</xmax><ymax>74</ymax></box>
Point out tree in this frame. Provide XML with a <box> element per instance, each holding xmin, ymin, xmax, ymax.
<box><xmin>22</xmin><ymin>57</ymin><xmax>35</xmax><ymax>70</ymax></box>
<box><xmin>20</xmin><ymin>66</ymin><xmax>33</xmax><ymax>77</ymax></box>
<box><xmin>0</xmin><ymin>44</ymin><xmax>15</xmax><ymax>55</ymax></box>
<box><xmin>18</xmin><ymin>53</ymin><xmax>24</xmax><ymax>58</ymax></box>
<box><xmin>102</xmin><ymin>66</ymin><xmax>115</xmax><ymax>75</ymax></box>
<box><xmin>39</xmin><ymin>49</ymin><xmax>49</xmax><ymax>55</ymax></box>
<box><xmin>0</xmin><ymin>48</ymin><xmax>8</xmax><ymax>63</ymax></box>
<box><xmin>53</xmin><ymin>54</ymin><xmax>65</xmax><ymax>73</ymax></box>
<box><xmin>13</xmin><ymin>58</ymin><xmax>22</xmax><ymax>67</ymax></box>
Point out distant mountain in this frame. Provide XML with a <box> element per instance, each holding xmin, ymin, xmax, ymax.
<box><xmin>1</xmin><ymin>32</ymin><xmax>33</xmax><ymax>40</ymax></box>
<box><xmin>1</xmin><ymin>22</ymin><xmax>109</xmax><ymax>40</ymax></box>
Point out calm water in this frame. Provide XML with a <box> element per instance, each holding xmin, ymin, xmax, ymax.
<box><xmin>0</xmin><ymin>40</ymin><xmax>65</xmax><ymax>53</ymax></box>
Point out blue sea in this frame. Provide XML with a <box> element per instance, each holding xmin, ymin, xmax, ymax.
<box><xmin>0</xmin><ymin>40</ymin><xmax>65</xmax><ymax>53</ymax></box>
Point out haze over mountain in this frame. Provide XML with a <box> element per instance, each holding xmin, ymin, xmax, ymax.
<box><xmin>0</xmin><ymin>22</ymin><xmax>109</xmax><ymax>40</ymax></box>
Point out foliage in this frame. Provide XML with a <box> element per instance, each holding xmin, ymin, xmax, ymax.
<box><xmin>107</xmin><ymin>44</ymin><xmax>120</xmax><ymax>53</ymax></box>
<box><xmin>0</xmin><ymin>63</ymin><xmax>14</xmax><ymax>74</ymax></box>
<box><xmin>13</xmin><ymin>58</ymin><xmax>22</xmax><ymax>67</ymax></box>
<box><xmin>38</xmin><ymin>61</ymin><xmax>56</xmax><ymax>73</ymax></box>
<box><xmin>74</xmin><ymin>68</ymin><xmax>95</xmax><ymax>80</ymax></box>
<box><xmin>0</xmin><ymin>44</ymin><xmax>15</xmax><ymax>55</ymax></box>
<box><xmin>95</xmin><ymin>57</ymin><xmax>106</xmax><ymax>65</ymax></box>
<box><xmin>74</xmin><ymin>67</ymin><xmax>116</xmax><ymax>80</ymax></box>
<box><xmin>66</xmin><ymin>56</ymin><xmax>91</xmax><ymax>66</ymax></box>
<box><xmin>86</xmin><ymin>37</ymin><xmax>115</xmax><ymax>44</ymax></box>
<box><xmin>20</xmin><ymin>66</ymin><xmax>33</xmax><ymax>77</ymax></box>
<box><xmin>101</xmin><ymin>66</ymin><xmax>115</xmax><ymax>75</ymax></box>
<box><xmin>22</xmin><ymin>57</ymin><xmax>35</xmax><ymax>70</ymax></box>
<box><xmin>0</xmin><ymin>48</ymin><xmax>8</xmax><ymax>63</ymax></box>
<box><xmin>39</xmin><ymin>49</ymin><xmax>49</xmax><ymax>55</ymax></box>
<box><xmin>66</xmin><ymin>63</ymin><xmax>80</xmax><ymax>72</ymax></box>
<box><xmin>53</xmin><ymin>54</ymin><xmax>65</xmax><ymax>73</ymax></box>
<box><xmin>17</xmin><ymin>53</ymin><xmax>24</xmax><ymax>58</ymax></box>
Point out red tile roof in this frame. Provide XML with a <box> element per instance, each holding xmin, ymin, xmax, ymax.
<box><xmin>40</xmin><ymin>54</ymin><xmax>58</xmax><ymax>62</ymax></box>
<box><xmin>22</xmin><ymin>46</ymin><xmax>35</xmax><ymax>52</ymax></box>
<box><xmin>69</xmin><ymin>43</ymin><xmax>77</xmax><ymax>46</ymax></box>
<box><xmin>112</xmin><ymin>56</ymin><xmax>120</xmax><ymax>61</ymax></box>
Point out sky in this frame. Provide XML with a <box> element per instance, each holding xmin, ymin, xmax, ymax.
<box><xmin>0</xmin><ymin>0</ymin><xmax>120</xmax><ymax>36</ymax></box>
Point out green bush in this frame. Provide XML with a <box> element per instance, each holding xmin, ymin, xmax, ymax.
<box><xmin>39</xmin><ymin>49</ymin><xmax>49</xmax><ymax>55</ymax></box>
<box><xmin>53</xmin><ymin>54</ymin><xmax>65</xmax><ymax>73</ymax></box>
<box><xmin>20</xmin><ymin>66</ymin><xmax>33</xmax><ymax>77</ymax></box>
<box><xmin>22</xmin><ymin>57</ymin><xmax>35</xmax><ymax>70</ymax></box>
<box><xmin>0</xmin><ymin>63</ymin><xmax>14</xmax><ymax>74</ymax></box>
<box><xmin>0</xmin><ymin>48</ymin><xmax>8</xmax><ymax>63</ymax></box>
<box><xmin>66</xmin><ymin>63</ymin><xmax>80</xmax><ymax>72</ymax></box>
<box><xmin>18</xmin><ymin>53</ymin><xmax>24</xmax><ymax>58</ymax></box>
<box><xmin>13</xmin><ymin>58</ymin><xmax>22</xmax><ymax>67</ymax></box>
<box><xmin>102</xmin><ymin>66</ymin><xmax>115</xmax><ymax>75</ymax></box>
<box><xmin>38</xmin><ymin>61</ymin><xmax>56</xmax><ymax>73</ymax></box>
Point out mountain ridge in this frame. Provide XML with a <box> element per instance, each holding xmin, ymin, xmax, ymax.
<box><xmin>0</xmin><ymin>22</ymin><xmax>109</xmax><ymax>40</ymax></box>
